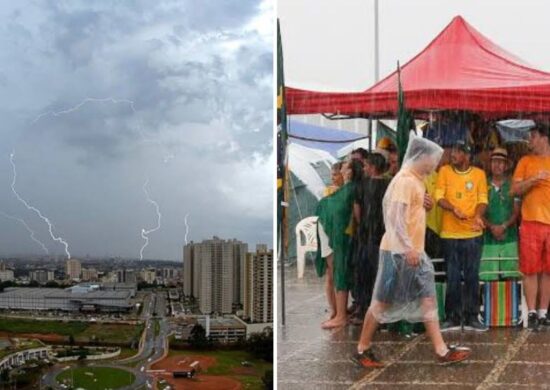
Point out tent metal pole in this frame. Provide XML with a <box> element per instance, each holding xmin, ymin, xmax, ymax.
<box><xmin>368</xmin><ymin>117</ymin><xmax>373</xmax><ymax>151</ymax></box>
<box><xmin>374</xmin><ymin>0</ymin><xmax>379</xmax><ymax>82</ymax></box>
<box><xmin>280</xmin><ymin>202</ymin><xmax>286</xmax><ymax>326</ymax></box>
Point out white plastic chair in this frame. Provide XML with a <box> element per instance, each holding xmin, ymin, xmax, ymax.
<box><xmin>295</xmin><ymin>216</ymin><xmax>318</xmax><ymax>279</ymax></box>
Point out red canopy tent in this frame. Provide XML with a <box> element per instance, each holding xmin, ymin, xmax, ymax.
<box><xmin>286</xmin><ymin>16</ymin><xmax>550</xmax><ymax>119</ymax></box>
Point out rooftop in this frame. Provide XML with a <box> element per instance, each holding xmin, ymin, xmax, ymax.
<box><xmin>0</xmin><ymin>287</ymin><xmax>130</xmax><ymax>300</ymax></box>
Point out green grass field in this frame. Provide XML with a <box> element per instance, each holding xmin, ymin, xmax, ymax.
<box><xmin>56</xmin><ymin>366</ymin><xmax>136</xmax><ymax>390</ymax></box>
<box><xmin>79</xmin><ymin>323</ymin><xmax>144</xmax><ymax>344</ymax></box>
<box><xmin>0</xmin><ymin>318</ymin><xmax>88</xmax><ymax>335</ymax></box>
<box><xmin>0</xmin><ymin>318</ymin><xmax>144</xmax><ymax>345</ymax></box>
<box><xmin>168</xmin><ymin>349</ymin><xmax>271</xmax><ymax>389</ymax></box>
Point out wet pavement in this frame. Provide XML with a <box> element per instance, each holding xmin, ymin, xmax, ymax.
<box><xmin>277</xmin><ymin>263</ymin><xmax>550</xmax><ymax>389</ymax></box>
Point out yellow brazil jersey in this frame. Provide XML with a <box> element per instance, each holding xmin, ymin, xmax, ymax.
<box><xmin>434</xmin><ymin>165</ymin><xmax>488</xmax><ymax>239</ymax></box>
<box><xmin>425</xmin><ymin>171</ymin><xmax>442</xmax><ymax>235</ymax></box>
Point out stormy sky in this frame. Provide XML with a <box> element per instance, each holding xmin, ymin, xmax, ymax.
<box><xmin>0</xmin><ymin>1</ymin><xmax>273</xmax><ymax>261</ymax></box>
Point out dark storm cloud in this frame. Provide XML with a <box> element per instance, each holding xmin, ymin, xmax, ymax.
<box><xmin>0</xmin><ymin>1</ymin><xmax>273</xmax><ymax>260</ymax></box>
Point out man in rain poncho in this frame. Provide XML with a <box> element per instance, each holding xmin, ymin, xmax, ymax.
<box><xmin>351</xmin><ymin>133</ymin><xmax>471</xmax><ymax>367</ymax></box>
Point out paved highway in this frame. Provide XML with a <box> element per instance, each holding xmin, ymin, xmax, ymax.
<box><xmin>42</xmin><ymin>290</ymin><xmax>171</xmax><ymax>389</ymax></box>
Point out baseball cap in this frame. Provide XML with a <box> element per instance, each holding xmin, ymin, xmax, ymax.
<box><xmin>531</xmin><ymin>121</ymin><xmax>550</xmax><ymax>138</ymax></box>
<box><xmin>452</xmin><ymin>140</ymin><xmax>472</xmax><ymax>154</ymax></box>
<box><xmin>372</xmin><ymin>148</ymin><xmax>390</xmax><ymax>162</ymax></box>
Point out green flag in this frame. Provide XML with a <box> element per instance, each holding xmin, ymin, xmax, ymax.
<box><xmin>396</xmin><ymin>62</ymin><xmax>415</xmax><ymax>165</ymax></box>
<box><xmin>277</xmin><ymin>19</ymin><xmax>288</xmax><ymax>325</ymax></box>
<box><xmin>277</xmin><ymin>19</ymin><xmax>287</xmax><ymax>249</ymax></box>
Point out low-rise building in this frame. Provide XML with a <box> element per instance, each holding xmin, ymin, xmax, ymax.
<box><xmin>197</xmin><ymin>316</ymin><xmax>246</xmax><ymax>343</ymax></box>
<box><xmin>0</xmin><ymin>339</ymin><xmax>50</xmax><ymax>371</ymax></box>
<box><xmin>0</xmin><ymin>287</ymin><xmax>133</xmax><ymax>312</ymax></box>
<box><xmin>29</xmin><ymin>270</ymin><xmax>55</xmax><ymax>284</ymax></box>
<box><xmin>140</xmin><ymin>269</ymin><xmax>157</xmax><ymax>284</ymax></box>
<box><xmin>81</xmin><ymin>268</ymin><xmax>99</xmax><ymax>282</ymax></box>
<box><xmin>0</xmin><ymin>270</ymin><xmax>14</xmax><ymax>282</ymax></box>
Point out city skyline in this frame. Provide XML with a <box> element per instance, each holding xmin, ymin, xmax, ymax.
<box><xmin>0</xmin><ymin>1</ymin><xmax>273</xmax><ymax>261</ymax></box>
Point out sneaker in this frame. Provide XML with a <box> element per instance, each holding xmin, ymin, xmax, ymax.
<box><xmin>528</xmin><ymin>313</ymin><xmax>539</xmax><ymax>331</ymax></box>
<box><xmin>350</xmin><ymin>347</ymin><xmax>384</xmax><ymax>368</ymax></box>
<box><xmin>464</xmin><ymin>317</ymin><xmax>488</xmax><ymax>332</ymax></box>
<box><xmin>437</xmin><ymin>344</ymin><xmax>471</xmax><ymax>365</ymax></box>
<box><xmin>539</xmin><ymin>314</ymin><xmax>550</xmax><ymax>328</ymax></box>
<box><xmin>440</xmin><ymin>318</ymin><xmax>461</xmax><ymax>332</ymax></box>
<box><xmin>347</xmin><ymin>302</ymin><xmax>357</xmax><ymax>315</ymax></box>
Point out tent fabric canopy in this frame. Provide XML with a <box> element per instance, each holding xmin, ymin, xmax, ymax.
<box><xmin>286</xmin><ymin>16</ymin><xmax>550</xmax><ymax>118</ymax></box>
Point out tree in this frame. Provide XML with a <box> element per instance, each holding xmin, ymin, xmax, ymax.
<box><xmin>245</xmin><ymin>331</ymin><xmax>273</xmax><ymax>362</ymax></box>
<box><xmin>189</xmin><ymin>324</ymin><xmax>211</xmax><ymax>350</ymax></box>
<box><xmin>262</xmin><ymin>369</ymin><xmax>273</xmax><ymax>390</ymax></box>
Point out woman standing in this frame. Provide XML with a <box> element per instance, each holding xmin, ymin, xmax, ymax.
<box><xmin>316</xmin><ymin>159</ymin><xmax>363</xmax><ymax>329</ymax></box>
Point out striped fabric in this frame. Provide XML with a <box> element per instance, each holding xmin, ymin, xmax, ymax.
<box><xmin>482</xmin><ymin>281</ymin><xmax>520</xmax><ymax>327</ymax></box>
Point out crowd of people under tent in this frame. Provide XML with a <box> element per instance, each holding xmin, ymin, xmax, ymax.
<box><xmin>313</xmin><ymin>115</ymin><xmax>550</xmax><ymax>367</ymax></box>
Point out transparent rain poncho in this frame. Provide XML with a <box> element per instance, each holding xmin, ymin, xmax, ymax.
<box><xmin>369</xmin><ymin>132</ymin><xmax>444</xmax><ymax>323</ymax></box>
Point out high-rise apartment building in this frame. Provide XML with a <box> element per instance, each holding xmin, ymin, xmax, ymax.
<box><xmin>183</xmin><ymin>237</ymin><xmax>247</xmax><ymax>314</ymax></box>
<box><xmin>183</xmin><ymin>244</ymin><xmax>194</xmax><ymax>296</ymax></box>
<box><xmin>252</xmin><ymin>246</ymin><xmax>273</xmax><ymax>323</ymax></box>
<box><xmin>232</xmin><ymin>242</ymin><xmax>248</xmax><ymax>308</ymax></box>
<box><xmin>243</xmin><ymin>245</ymin><xmax>273</xmax><ymax>323</ymax></box>
<box><xmin>65</xmin><ymin>259</ymin><xmax>81</xmax><ymax>280</ymax></box>
<box><xmin>116</xmin><ymin>269</ymin><xmax>137</xmax><ymax>284</ymax></box>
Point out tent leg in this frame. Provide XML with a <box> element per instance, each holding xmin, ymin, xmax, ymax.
<box><xmin>280</xmin><ymin>209</ymin><xmax>286</xmax><ymax>326</ymax></box>
<box><xmin>368</xmin><ymin>118</ymin><xmax>373</xmax><ymax>151</ymax></box>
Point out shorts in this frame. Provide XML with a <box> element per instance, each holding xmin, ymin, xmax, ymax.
<box><xmin>519</xmin><ymin>220</ymin><xmax>550</xmax><ymax>275</ymax></box>
<box><xmin>318</xmin><ymin>221</ymin><xmax>333</xmax><ymax>258</ymax></box>
<box><xmin>374</xmin><ymin>250</ymin><xmax>436</xmax><ymax>304</ymax></box>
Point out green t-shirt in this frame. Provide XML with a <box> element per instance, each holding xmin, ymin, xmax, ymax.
<box><xmin>484</xmin><ymin>178</ymin><xmax>518</xmax><ymax>245</ymax></box>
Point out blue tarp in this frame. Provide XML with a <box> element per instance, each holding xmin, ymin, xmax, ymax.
<box><xmin>496</xmin><ymin>120</ymin><xmax>533</xmax><ymax>143</ymax></box>
<box><xmin>424</xmin><ymin>120</ymin><xmax>469</xmax><ymax>147</ymax></box>
<box><xmin>288</xmin><ymin>119</ymin><xmax>366</xmax><ymax>157</ymax></box>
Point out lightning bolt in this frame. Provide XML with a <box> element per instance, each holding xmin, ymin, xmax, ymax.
<box><xmin>0</xmin><ymin>211</ymin><xmax>49</xmax><ymax>254</ymax></box>
<box><xmin>184</xmin><ymin>213</ymin><xmax>190</xmax><ymax>245</ymax></box>
<box><xmin>32</xmin><ymin>96</ymin><xmax>176</xmax><ymax>164</ymax></box>
<box><xmin>31</xmin><ymin>97</ymin><xmax>137</xmax><ymax>124</ymax></box>
<box><xmin>140</xmin><ymin>179</ymin><xmax>161</xmax><ymax>260</ymax></box>
<box><xmin>10</xmin><ymin>152</ymin><xmax>71</xmax><ymax>259</ymax></box>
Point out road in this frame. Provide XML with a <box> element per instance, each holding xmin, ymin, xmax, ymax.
<box><xmin>42</xmin><ymin>290</ymin><xmax>171</xmax><ymax>390</ymax></box>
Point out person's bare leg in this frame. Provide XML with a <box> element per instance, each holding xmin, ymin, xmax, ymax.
<box><xmin>322</xmin><ymin>290</ymin><xmax>348</xmax><ymax>328</ymax></box>
<box><xmin>357</xmin><ymin>308</ymin><xmax>380</xmax><ymax>352</ymax></box>
<box><xmin>424</xmin><ymin>320</ymin><xmax>448</xmax><ymax>356</ymax></box>
<box><xmin>523</xmin><ymin>274</ymin><xmax>539</xmax><ymax>310</ymax></box>
<box><xmin>322</xmin><ymin>255</ymin><xmax>336</xmax><ymax>326</ymax></box>
<box><xmin>539</xmin><ymin>273</ymin><xmax>550</xmax><ymax>310</ymax></box>
<box><xmin>419</xmin><ymin>297</ymin><xmax>448</xmax><ymax>355</ymax></box>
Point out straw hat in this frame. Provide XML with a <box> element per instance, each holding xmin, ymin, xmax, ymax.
<box><xmin>490</xmin><ymin>147</ymin><xmax>508</xmax><ymax>161</ymax></box>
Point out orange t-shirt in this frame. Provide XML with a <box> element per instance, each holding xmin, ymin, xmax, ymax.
<box><xmin>513</xmin><ymin>155</ymin><xmax>550</xmax><ymax>224</ymax></box>
<box><xmin>380</xmin><ymin>168</ymin><xmax>426</xmax><ymax>253</ymax></box>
